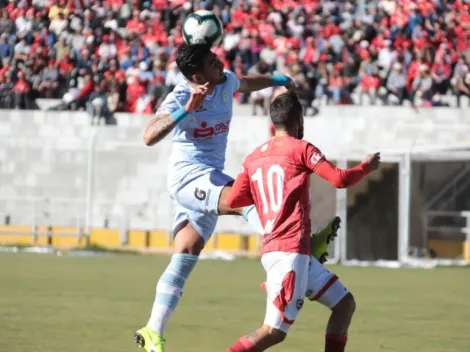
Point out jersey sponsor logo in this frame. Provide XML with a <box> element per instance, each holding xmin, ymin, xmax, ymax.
<box><xmin>194</xmin><ymin>188</ymin><xmax>207</xmax><ymax>201</ymax></box>
<box><xmin>310</xmin><ymin>151</ymin><xmax>325</xmax><ymax>165</ymax></box>
<box><xmin>296</xmin><ymin>299</ymin><xmax>304</xmax><ymax>310</ymax></box>
<box><xmin>194</xmin><ymin>120</ymin><xmax>230</xmax><ymax>139</ymax></box>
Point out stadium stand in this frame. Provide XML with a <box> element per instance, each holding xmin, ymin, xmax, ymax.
<box><xmin>1</xmin><ymin>0</ymin><xmax>470</xmax><ymax>120</ymax></box>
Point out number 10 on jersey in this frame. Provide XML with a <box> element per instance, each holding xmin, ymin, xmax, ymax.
<box><xmin>251</xmin><ymin>165</ymin><xmax>285</xmax><ymax>234</ymax></box>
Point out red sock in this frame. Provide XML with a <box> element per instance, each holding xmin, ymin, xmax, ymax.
<box><xmin>227</xmin><ymin>337</ymin><xmax>256</xmax><ymax>352</ymax></box>
<box><xmin>325</xmin><ymin>334</ymin><xmax>347</xmax><ymax>352</ymax></box>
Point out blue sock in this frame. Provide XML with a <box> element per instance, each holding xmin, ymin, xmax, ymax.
<box><xmin>242</xmin><ymin>205</ymin><xmax>263</xmax><ymax>234</ymax></box>
<box><xmin>147</xmin><ymin>253</ymin><xmax>198</xmax><ymax>334</ymax></box>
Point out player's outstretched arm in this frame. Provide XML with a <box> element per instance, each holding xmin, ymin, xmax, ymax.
<box><xmin>237</xmin><ymin>74</ymin><xmax>295</xmax><ymax>93</ymax></box>
<box><xmin>314</xmin><ymin>153</ymin><xmax>381</xmax><ymax>188</ymax></box>
<box><xmin>143</xmin><ymin>83</ymin><xmax>209</xmax><ymax>146</ymax></box>
<box><xmin>301</xmin><ymin>143</ymin><xmax>381</xmax><ymax>188</ymax></box>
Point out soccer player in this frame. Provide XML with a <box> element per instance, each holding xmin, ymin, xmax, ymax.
<box><xmin>225</xmin><ymin>91</ymin><xmax>380</xmax><ymax>352</ymax></box>
<box><xmin>134</xmin><ymin>42</ymin><xmax>300</xmax><ymax>352</ymax></box>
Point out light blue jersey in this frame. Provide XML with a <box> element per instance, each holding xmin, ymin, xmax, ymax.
<box><xmin>157</xmin><ymin>70</ymin><xmax>240</xmax><ymax>194</ymax></box>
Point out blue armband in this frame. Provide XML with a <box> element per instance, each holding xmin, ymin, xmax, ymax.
<box><xmin>170</xmin><ymin>107</ymin><xmax>188</xmax><ymax>123</ymax></box>
<box><xmin>272</xmin><ymin>74</ymin><xmax>290</xmax><ymax>87</ymax></box>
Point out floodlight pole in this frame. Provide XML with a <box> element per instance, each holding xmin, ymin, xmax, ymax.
<box><xmin>336</xmin><ymin>159</ymin><xmax>348</xmax><ymax>263</ymax></box>
<box><xmin>85</xmin><ymin>128</ymin><xmax>98</xmax><ymax>238</ymax></box>
<box><xmin>398</xmin><ymin>152</ymin><xmax>412</xmax><ymax>264</ymax></box>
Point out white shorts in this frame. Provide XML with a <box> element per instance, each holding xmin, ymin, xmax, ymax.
<box><xmin>171</xmin><ymin>169</ymin><xmax>233</xmax><ymax>242</ymax></box>
<box><xmin>261</xmin><ymin>254</ymin><xmax>349</xmax><ymax>333</ymax></box>
<box><xmin>261</xmin><ymin>252</ymin><xmax>310</xmax><ymax>333</ymax></box>
<box><xmin>305</xmin><ymin>256</ymin><xmax>349</xmax><ymax>309</ymax></box>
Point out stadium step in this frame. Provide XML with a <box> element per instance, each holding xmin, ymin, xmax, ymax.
<box><xmin>346</xmin><ymin>165</ymin><xmax>399</xmax><ymax>261</ymax></box>
<box><xmin>348</xmin><ymin>165</ymin><xmax>398</xmax><ymax>219</ymax></box>
<box><xmin>347</xmin><ymin>163</ymin><xmax>396</xmax><ymax>208</ymax></box>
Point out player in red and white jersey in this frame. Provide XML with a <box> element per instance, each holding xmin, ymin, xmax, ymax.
<box><xmin>225</xmin><ymin>91</ymin><xmax>380</xmax><ymax>352</ymax></box>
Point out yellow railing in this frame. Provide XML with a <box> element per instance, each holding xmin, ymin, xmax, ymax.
<box><xmin>425</xmin><ymin>210</ymin><xmax>470</xmax><ymax>262</ymax></box>
<box><xmin>0</xmin><ymin>225</ymin><xmax>261</xmax><ymax>255</ymax></box>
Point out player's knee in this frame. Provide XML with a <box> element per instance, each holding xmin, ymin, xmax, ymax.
<box><xmin>173</xmin><ymin>221</ymin><xmax>205</xmax><ymax>255</ymax></box>
<box><xmin>174</xmin><ymin>237</ymin><xmax>204</xmax><ymax>255</ymax></box>
<box><xmin>333</xmin><ymin>292</ymin><xmax>356</xmax><ymax>318</ymax></box>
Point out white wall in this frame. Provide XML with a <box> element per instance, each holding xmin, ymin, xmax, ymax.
<box><xmin>0</xmin><ymin>108</ymin><xmax>469</xmax><ymax>233</ymax></box>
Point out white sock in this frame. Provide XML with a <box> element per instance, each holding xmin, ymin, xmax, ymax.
<box><xmin>147</xmin><ymin>253</ymin><xmax>198</xmax><ymax>334</ymax></box>
<box><xmin>242</xmin><ymin>205</ymin><xmax>263</xmax><ymax>234</ymax></box>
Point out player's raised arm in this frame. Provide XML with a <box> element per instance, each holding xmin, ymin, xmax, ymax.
<box><xmin>226</xmin><ymin>164</ymin><xmax>255</xmax><ymax>208</ymax></box>
<box><xmin>143</xmin><ymin>83</ymin><xmax>208</xmax><ymax>146</ymax></box>
<box><xmin>237</xmin><ymin>74</ymin><xmax>296</xmax><ymax>93</ymax></box>
<box><xmin>301</xmin><ymin>143</ymin><xmax>381</xmax><ymax>188</ymax></box>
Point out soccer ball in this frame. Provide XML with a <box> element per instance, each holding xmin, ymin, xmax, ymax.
<box><xmin>182</xmin><ymin>10</ymin><xmax>223</xmax><ymax>48</ymax></box>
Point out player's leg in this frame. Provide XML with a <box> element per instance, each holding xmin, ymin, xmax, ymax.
<box><xmin>139</xmin><ymin>168</ymin><xmax>245</xmax><ymax>340</ymax></box>
<box><xmin>305</xmin><ymin>257</ymin><xmax>356</xmax><ymax>352</ymax></box>
<box><xmin>218</xmin><ymin>180</ymin><xmax>264</xmax><ymax>232</ymax></box>
<box><xmin>136</xmin><ymin>206</ymin><xmax>218</xmax><ymax>351</ymax></box>
<box><xmin>226</xmin><ymin>252</ymin><xmax>309</xmax><ymax>352</ymax></box>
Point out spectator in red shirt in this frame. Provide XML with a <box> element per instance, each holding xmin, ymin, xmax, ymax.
<box><xmin>125</xmin><ymin>75</ymin><xmax>146</xmax><ymax>113</ymax></box>
<box><xmin>359</xmin><ymin>68</ymin><xmax>381</xmax><ymax>105</ymax></box>
<box><xmin>328</xmin><ymin>70</ymin><xmax>346</xmax><ymax>105</ymax></box>
<box><xmin>126</xmin><ymin>10</ymin><xmax>145</xmax><ymax>36</ymax></box>
<box><xmin>13</xmin><ymin>71</ymin><xmax>32</xmax><ymax>109</ymax></box>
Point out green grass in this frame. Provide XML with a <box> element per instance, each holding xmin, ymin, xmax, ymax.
<box><xmin>69</xmin><ymin>244</ymin><xmax>141</xmax><ymax>255</ymax></box>
<box><xmin>0</xmin><ymin>253</ymin><xmax>469</xmax><ymax>352</ymax></box>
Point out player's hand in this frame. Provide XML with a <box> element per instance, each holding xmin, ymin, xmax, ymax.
<box><xmin>185</xmin><ymin>82</ymin><xmax>209</xmax><ymax>112</ymax></box>
<box><xmin>363</xmin><ymin>152</ymin><xmax>381</xmax><ymax>171</ymax></box>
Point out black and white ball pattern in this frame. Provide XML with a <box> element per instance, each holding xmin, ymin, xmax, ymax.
<box><xmin>182</xmin><ymin>10</ymin><xmax>223</xmax><ymax>48</ymax></box>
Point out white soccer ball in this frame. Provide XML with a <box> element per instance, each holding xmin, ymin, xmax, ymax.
<box><xmin>182</xmin><ymin>10</ymin><xmax>223</xmax><ymax>48</ymax></box>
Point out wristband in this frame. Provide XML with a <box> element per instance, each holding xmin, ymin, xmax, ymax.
<box><xmin>272</xmin><ymin>74</ymin><xmax>290</xmax><ymax>87</ymax></box>
<box><xmin>171</xmin><ymin>107</ymin><xmax>188</xmax><ymax>123</ymax></box>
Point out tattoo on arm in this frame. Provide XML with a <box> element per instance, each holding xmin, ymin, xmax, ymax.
<box><xmin>143</xmin><ymin>114</ymin><xmax>177</xmax><ymax>146</ymax></box>
<box><xmin>245</xmin><ymin>331</ymin><xmax>262</xmax><ymax>341</ymax></box>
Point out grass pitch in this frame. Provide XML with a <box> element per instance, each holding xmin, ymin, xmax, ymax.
<box><xmin>0</xmin><ymin>253</ymin><xmax>469</xmax><ymax>352</ymax></box>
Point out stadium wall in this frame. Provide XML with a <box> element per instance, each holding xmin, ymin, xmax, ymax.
<box><xmin>0</xmin><ymin>108</ymin><xmax>469</xmax><ymax>260</ymax></box>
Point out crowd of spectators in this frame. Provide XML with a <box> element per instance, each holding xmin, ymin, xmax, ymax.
<box><xmin>1</xmin><ymin>0</ymin><xmax>470</xmax><ymax>122</ymax></box>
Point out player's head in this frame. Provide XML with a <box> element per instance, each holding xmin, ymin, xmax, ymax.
<box><xmin>269</xmin><ymin>91</ymin><xmax>304</xmax><ymax>139</ymax></box>
<box><xmin>175</xmin><ymin>43</ymin><xmax>225</xmax><ymax>85</ymax></box>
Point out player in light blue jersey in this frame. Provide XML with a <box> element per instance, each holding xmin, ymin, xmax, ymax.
<box><xmin>134</xmin><ymin>43</ymin><xmax>339</xmax><ymax>352</ymax></box>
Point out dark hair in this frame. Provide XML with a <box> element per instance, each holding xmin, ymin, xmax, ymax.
<box><xmin>175</xmin><ymin>43</ymin><xmax>212</xmax><ymax>80</ymax></box>
<box><xmin>269</xmin><ymin>91</ymin><xmax>303</xmax><ymax>128</ymax></box>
